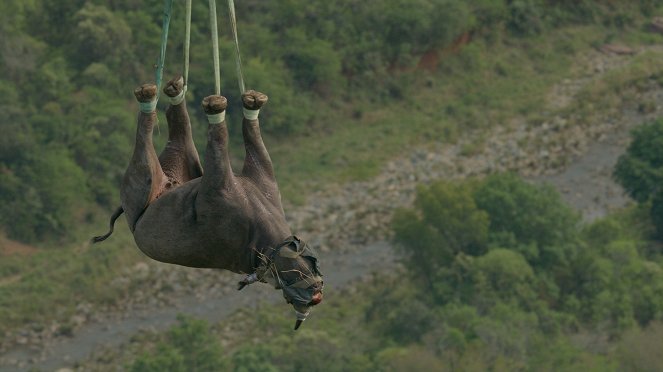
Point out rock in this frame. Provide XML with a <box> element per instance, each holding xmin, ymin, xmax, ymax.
<box><xmin>132</xmin><ymin>262</ymin><xmax>150</xmax><ymax>280</ymax></box>
<box><xmin>70</xmin><ymin>315</ymin><xmax>86</xmax><ymax>327</ymax></box>
<box><xmin>650</xmin><ymin>17</ymin><xmax>663</xmax><ymax>34</ymax></box>
<box><xmin>599</xmin><ymin>44</ymin><xmax>635</xmax><ymax>56</ymax></box>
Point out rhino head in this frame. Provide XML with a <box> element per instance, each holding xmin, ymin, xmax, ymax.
<box><xmin>257</xmin><ymin>237</ymin><xmax>324</xmax><ymax>330</ymax></box>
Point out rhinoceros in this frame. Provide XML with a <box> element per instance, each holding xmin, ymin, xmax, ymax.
<box><xmin>94</xmin><ymin>76</ymin><xmax>323</xmax><ymax>329</ymax></box>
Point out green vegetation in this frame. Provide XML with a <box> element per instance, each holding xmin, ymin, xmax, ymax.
<box><xmin>614</xmin><ymin>118</ymin><xmax>663</xmax><ymax>238</ymax></box>
<box><xmin>130</xmin><ymin>315</ymin><xmax>226</xmax><ymax>372</ymax></box>
<box><xmin>117</xmin><ymin>174</ymin><xmax>663</xmax><ymax>371</ymax></box>
<box><xmin>2</xmin><ymin>0</ymin><xmax>663</xmax><ymax>241</ymax></box>
<box><xmin>0</xmin><ymin>219</ymin><xmax>142</xmax><ymax>333</ymax></box>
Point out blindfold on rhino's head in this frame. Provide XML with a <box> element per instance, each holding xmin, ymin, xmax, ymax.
<box><xmin>270</xmin><ymin>238</ymin><xmax>324</xmax><ymax>330</ymax></box>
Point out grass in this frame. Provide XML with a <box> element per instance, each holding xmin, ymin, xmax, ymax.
<box><xmin>2</xmin><ymin>21</ymin><xmax>663</xmax><ymax>336</ymax></box>
<box><xmin>269</xmin><ymin>26</ymin><xmax>604</xmax><ymax>201</ymax></box>
<box><xmin>0</xmin><ymin>216</ymin><xmax>143</xmax><ymax>335</ymax></box>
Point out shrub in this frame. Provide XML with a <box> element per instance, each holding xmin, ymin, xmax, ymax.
<box><xmin>130</xmin><ymin>315</ymin><xmax>225</xmax><ymax>372</ymax></box>
<box><xmin>392</xmin><ymin>181</ymin><xmax>489</xmax><ymax>299</ymax></box>
<box><xmin>474</xmin><ymin>173</ymin><xmax>579</xmax><ymax>267</ymax></box>
<box><xmin>614</xmin><ymin>119</ymin><xmax>663</xmax><ymax>238</ymax></box>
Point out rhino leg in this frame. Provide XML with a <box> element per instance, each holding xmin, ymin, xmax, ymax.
<box><xmin>120</xmin><ymin>84</ymin><xmax>167</xmax><ymax>232</ymax></box>
<box><xmin>241</xmin><ymin>90</ymin><xmax>276</xmax><ymax>184</ymax></box>
<box><xmin>159</xmin><ymin>76</ymin><xmax>203</xmax><ymax>187</ymax></box>
<box><xmin>198</xmin><ymin>95</ymin><xmax>235</xmax><ymax>197</ymax></box>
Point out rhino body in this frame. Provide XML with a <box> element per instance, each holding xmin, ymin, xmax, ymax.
<box><xmin>119</xmin><ymin>79</ymin><xmax>290</xmax><ymax>274</ymax></box>
<box><xmin>95</xmin><ymin>77</ymin><xmax>322</xmax><ymax>326</ymax></box>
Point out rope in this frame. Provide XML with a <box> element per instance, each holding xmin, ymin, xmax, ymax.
<box><xmin>227</xmin><ymin>0</ymin><xmax>246</xmax><ymax>94</ymax></box>
<box><xmin>184</xmin><ymin>0</ymin><xmax>192</xmax><ymax>87</ymax></box>
<box><xmin>155</xmin><ymin>0</ymin><xmax>174</xmax><ymax>101</ymax></box>
<box><xmin>167</xmin><ymin>0</ymin><xmax>192</xmax><ymax>105</ymax></box>
<box><xmin>208</xmin><ymin>0</ymin><xmax>221</xmax><ymax>95</ymax></box>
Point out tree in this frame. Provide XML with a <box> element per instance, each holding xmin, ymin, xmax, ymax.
<box><xmin>72</xmin><ymin>3</ymin><xmax>132</xmax><ymax>68</ymax></box>
<box><xmin>231</xmin><ymin>346</ymin><xmax>279</xmax><ymax>372</ymax></box>
<box><xmin>281</xmin><ymin>28</ymin><xmax>341</xmax><ymax>94</ymax></box>
<box><xmin>614</xmin><ymin>119</ymin><xmax>663</xmax><ymax>238</ymax></box>
<box><xmin>471</xmin><ymin>248</ymin><xmax>537</xmax><ymax>309</ymax></box>
<box><xmin>130</xmin><ymin>315</ymin><xmax>226</xmax><ymax>372</ymax></box>
<box><xmin>473</xmin><ymin>173</ymin><xmax>579</xmax><ymax>268</ymax></box>
<box><xmin>393</xmin><ymin>181</ymin><xmax>489</xmax><ymax>301</ymax></box>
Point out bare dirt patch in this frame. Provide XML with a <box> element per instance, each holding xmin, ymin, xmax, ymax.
<box><xmin>0</xmin><ymin>234</ymin><xmax>37</xmax><ymax>257</ymax></box>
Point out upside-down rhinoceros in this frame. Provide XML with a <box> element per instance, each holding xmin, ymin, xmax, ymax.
<box><xmin>94</xmin><ymin>76</ymin><xmax>323</xmax><ymax>329</ymax></box>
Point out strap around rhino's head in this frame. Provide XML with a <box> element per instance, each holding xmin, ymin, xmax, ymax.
<box><xmin>257</xmin><ymin>236</ymin><xmax>322</xmax><ymax>287</ymax></box>
<box><xmin>255</xmin><ymin>236</ymin><xmax>324</xmax><ymax>330</ymax></box>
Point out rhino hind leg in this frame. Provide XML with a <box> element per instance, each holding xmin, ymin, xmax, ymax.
<box><xmin>159</xmin><ymin>76</ymin><xmax>203</xmax><ymax>187</ymax></box>
<box><xmin>240</xmin><ymin>90</ymin><xmax>275</xmax><ymax>183</ymax></box>
<box><xmin>120</xmin><ymin>84</ymin><xmax>167</xmax><ymax>231</ymax></box>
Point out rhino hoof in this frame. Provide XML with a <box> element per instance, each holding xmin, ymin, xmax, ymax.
<box><xmin>202</xmin><ymin>95</ymin><xmax>228</xmax><ymax>114</ymax></box>
<box><xmin>163</xmin><ymin>76</ymin><xmax>184</xmax><ymax>98</ymax></box>
<box><xmin>134</xmin><ymin>84</ymin><xmax>157</xmax><ymax>103</ymax></box>
<box><xmin>242</xmin><ymin>90</ymin><xmax>268</xmax><ymax>110</ymax></box>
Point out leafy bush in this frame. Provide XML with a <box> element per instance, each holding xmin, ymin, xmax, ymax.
<box><xmin>474</xmin><ymin>173</ymin><xmax>580</xmax><ymax>267</ymax></box>
<box><xmin>614</xmin><ymin>119</ymin><xmax>663</xmax><ymax>238</ymax></box>
<box><xmin>392</xmin><ymin>181</ymin><xmax>489</xmax><ymax>301</ymax></box>
<box><xmin>130</xmin><ymin>315</ymin><xmax>225</xmax><ymax>372</ymax></box>
<box><xmin>230</xmin><ymin>346</ymin><xmax>279</xmax><ymax>372</ymax></box>
<box><xmin>393</xmin><ymin>174</ymin><xmax>663</xmax><ymax>333</ymax></box>
<box><xmin>471</xmin><ymin>248</ymin><xmax>537</xmax><ymax>309</ymax></box>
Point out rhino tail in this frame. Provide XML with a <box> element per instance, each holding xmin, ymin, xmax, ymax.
<box><xmin>91</xmin><ymin>206</ymin><xmax>124</xmax><ymax>243</ymax></box>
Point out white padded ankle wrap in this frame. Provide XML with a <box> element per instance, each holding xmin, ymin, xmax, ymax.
<box><xmin>168</xmin><ymin>86</ymin><xmax>187</xmax><ymax>105</ymax></box>
<box><xmin>207</xmin><ymin>111</ymin><xmax>226</xmax><ymax>124</ymax></box>
<box><xmin>139</xmin><ymin>99</ymin><xmax>157</xmax><ymax>113</ymax></box>
<box><xmin>243</xmin><ymin>108</ymin><xmax>260</xmax><ymax>120</ymax></box>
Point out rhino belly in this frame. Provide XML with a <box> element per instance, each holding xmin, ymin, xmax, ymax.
<box><xmin>132</xmin><ymin>181</ymin><xmax>248</xmax><ymax>271</ymax></box>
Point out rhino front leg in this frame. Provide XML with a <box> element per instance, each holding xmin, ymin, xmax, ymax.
<box><xmin>159</xmin><ymin>76</ymin><xmax>204</xmax><ymax>187</ymax></box>
<box><xmin>199</xmin><ymin>95</ymin><xmax>235</xmax><ymax>196</ymax></box>
<box><xmin>121</xmin><ymin>84</ymin><xmax>167</xmax><ymax>232</ymax></box>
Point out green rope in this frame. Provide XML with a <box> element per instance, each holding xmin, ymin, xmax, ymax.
<box><xmin>155</xmin><ymin>0</ymin><xmax>174</xmax><ymax>101</ymax></box>
<box><xmin>184</xmin><ymin>0</ymin><xmax>192</xmax><ymax>88</ymax></box>
<box><xmin>227</xmin><ymin>0</ymin><xmax>246</xmax><ymax>94</ymax></box>
<box><xmin>209</xmin><ymin>0</ymin><xmax>221</xmax><ymax>96</ymax></box>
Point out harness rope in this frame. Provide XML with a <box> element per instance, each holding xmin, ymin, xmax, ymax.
<box><xmin>184</xmin><ymin>0</ymin><xmax>192</xmax><ymax>88</ymax></box>
<box><xmin>167</xmin><ymin>0</ymin><xmax>192</xmax><ymax>105</ymax></box>
<box><xmin>153</xmin><ymin>0</ymin><xmax>247</xmax><ymax>103</ymax></box>
<box><xmin>228</xmin><ymin>0</ymin><xmax>246</xmax><ymax>94</ymax></box>
<box><xmin>208</xmin><ymin>0</ymin><xmax>222</xmax><ymax>96</ymax></box>
<box><xmin>155</xmin><ymin>0</ymin><xmax>173</xmax><ymax>102</ymax></box>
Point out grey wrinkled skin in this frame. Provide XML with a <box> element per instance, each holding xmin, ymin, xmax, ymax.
<box><xmin>114</xmin><ymin>76</ymin><xmax>322</xmax><ymax>317</ymax></box>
